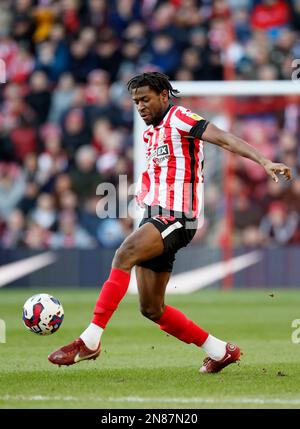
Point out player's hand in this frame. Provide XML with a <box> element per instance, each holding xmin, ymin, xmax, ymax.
<box><xmin>263</xmin><ymin>161</ymin><xmax>292</xmax><ymax>183</ymax></box>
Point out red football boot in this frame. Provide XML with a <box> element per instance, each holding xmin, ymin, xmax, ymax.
<box><xmin>199</xmin><ymin>343</ymin><xmax>241</xmax><ymax>374</ymax></box>
<box><xmin>48</xmin><ymin>338</ymin><xmax>101</xmax><ymax>366</ymax></box>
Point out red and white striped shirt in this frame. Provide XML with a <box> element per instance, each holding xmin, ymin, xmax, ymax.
<box><xmin>136</xmin><ymin>105</ymin><xmax>205</xmax><ymax>218</ymax></box>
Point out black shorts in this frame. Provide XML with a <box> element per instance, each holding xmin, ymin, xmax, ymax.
<box><xmin>137</xmin><ymin>206</ymin><xmax>198</xmax><ymax>273</ymax></box>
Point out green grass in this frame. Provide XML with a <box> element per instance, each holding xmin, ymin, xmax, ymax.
<box><xmin>0</xmin><ymin>288</ymin><xmax>300</xmax><ymax>409</ymax></box>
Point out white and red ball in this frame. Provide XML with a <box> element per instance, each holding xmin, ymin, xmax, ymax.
<box><xmin>22</xmin><ymin>293</ymin><xmax>64</xmax><ymax>335</ymax></box>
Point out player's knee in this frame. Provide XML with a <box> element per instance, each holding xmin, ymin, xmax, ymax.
<box><xmin>113</xmin><ymin>240</ymin><xmax>138</xmax><ymax>271</ymax></box>
<box><xmin>140</xmin><ymin>305</ymin><xmax>164</xmax><ymax>321</ymax></box>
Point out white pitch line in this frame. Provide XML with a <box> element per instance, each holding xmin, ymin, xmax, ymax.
<box><xmin>1</xmin><ymin>395</ymin><xmax>300</xmax><ymax>405</ymax></box>
<box><xmin>107</xmin><ymin>396</ymin><xmax>300</xmax><ymax>405</ymax></box>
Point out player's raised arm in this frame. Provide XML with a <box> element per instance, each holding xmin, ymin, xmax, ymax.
<box><xmin>202</xmin><ymin>122</ymin><xmax>292</xmax><ymax>183</ymax></box>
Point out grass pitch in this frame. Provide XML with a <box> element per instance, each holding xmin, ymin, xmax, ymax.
<box><xmin>0</xmin><ymin>288</ymin><xmax>300</xmax><ymax>409</ymax></box>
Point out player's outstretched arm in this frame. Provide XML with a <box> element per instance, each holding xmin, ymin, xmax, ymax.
<box><xmin>202</xmin><ymin>123</ymin><xmax>292</xmax><ymax>183</ymax></box>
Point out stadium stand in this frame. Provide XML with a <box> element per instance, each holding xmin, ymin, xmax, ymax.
<box><xmin>0</xmin><ymin>0</ymin><xmax>299</xmax><ymax>249</ymax></box>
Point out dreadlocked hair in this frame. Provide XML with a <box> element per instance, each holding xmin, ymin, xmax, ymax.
<box><xmin>127</xmin><ymin>72</ymin><xmax>180</xmax><ymax>99</ymax></box>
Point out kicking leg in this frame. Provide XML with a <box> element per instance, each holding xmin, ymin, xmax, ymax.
<box><xmin>48</xmin><ymin>223</ymin><xmax>165</xmax><ymax>366</ymax></box>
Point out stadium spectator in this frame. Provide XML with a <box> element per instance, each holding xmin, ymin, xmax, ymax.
<box><xmin>37</xmin><ymin>123</ymin><xmax>68</xmax><ymax>187</ymax></box>
<box><xmin>260</xmin><ymin>201</ymin><xmax>299</xmax><ymax>245</ymax></box>
<box><xmin>1</xmin><ymin>209</ymin><xmax>25</xmax><ymax>249</ymax></box>
<box><xmin>233</xmin><ymin>193</ymin><xmax>263</xmax><ymax>232</ymax></box>
<box><xmin>69</xmin><ymin>38</ymin><xmax>97</xmax><ymax>83</ymax></box>
<box><xmin>32</xmin><ymin>1</ymin><xmax>56</xmax><ymax>43</ymax></box>
<box><xmin>260</xmin><ymin>177</ymin><xmax>284</xmax><ymax>212</ymax></box>
<box><xmin>48</xmin><ymin>73</ymin><xmax>76</xmax><ymax>123</ymax></box>
<box><xmin>94</xmin><ymin>30</ymin><xmax>122</xmax><ymax>82</ymax></box>
<box><xmin>23</xmin><ymin>221</ymin><xmax>50</xmax><ymax>249</ymax></box>
<box><xmin>7</xmin><ymin>44</ymin><xmax>35</xmax><ymax>84</ymax></box>
<box><xmin>148</xmin><ymin>33</ymin><xmax>180</xmax><ymax>77</ymax></box>
<box><xmin>0</xmin><ymin>163</ymin><xmax>26</xmax><ymax>221</ymax></box>
<box><xmin>110</xmin><ymin>0</ymin><xmax>141</xmax><ymax>37</ymax></box>
<box><xmin>81</xmin><ymin>0</ymin><xmax>108</xmax><ymax>31</ymax></box>
<box><xmin>290</xmin><ymin>0</ymin><xmax>300</xmax><ymax>31</ymax></box>
<box><xmin>11</xmin><ymin>0</ymin><xmax>35</xmax><ymax>49</ymax></box>
<box><xmin>25</xmin><ymin>71</ymin><xmax>51</xmax><ymax>126</ymax></box>
<box><xmin>1</xmin><ymin>83</ymin><xmax>29</xmax><ymax>134</ymax></box>
<box><xmin>9</xmin><ymin>115</ymin><xmax>37</xmax><ymax>161</ymax></box>
<box><xmin>58</xmin><ymin>189</ymin><xmax>78</xmax><ymax>213</ymax></box>
<box><xmin>35</xmin><ymin>34</ymin><xmax>70</xmax><ymax>82</ymax></box>
<box><xmin>283</xmin><ymin>175</ymin><xmax>300</xmax><ymax>214</ymax></box>
<box><xmin>70</xmin><ymin>145</ymin><xmax>103</xmax><ymax>203</ymax></box>
<box><xmin>61</xmin><ymin>107</ymin><xmax>91</xmax><ymax>157</ymax></box>
<box><xmin>91</xmin><ymin>118</ymin><xmax>124</xmax><ymax>182</ymax></box>
<box><xmin>250</xmin><ymin>0</ymin><xmax>291</xmax><ymax>41</ymax></box>
<box><xmin>17</xmin><ymin>180</ymin><xmax>39</xmax><ymax>216</ymax></box>
<box><xmin>23</xmin><ymin>153</ymin><xmax>39</xmax><ymax>183</ymax></box>
<box><xmin>30</xmin><ymin>193</ymin><xmax>57</xmax><ymax>230</ymax></box>
<box><xmin>49</xmin><ymin>210</ymin><xmax>96</xmax><ymax>249</ymax></box>
<box><xmin>61</xmin><ymin>0</ymin><xmax>81</xmax><ymax>36</ymax></box>
<box><xmin>53</xmin><ymin>173</ymin><xmax>73</xmax><ymax>197</ymax></box>
<box><xmin>79</xmin><ymin>195</ymin><xmax>103</xmax><ymax>239</ymax></box>
<box><xmin>96</xmin><ymin>218</ymin><xmax>127</xmax><ymax>248</ymax></box>
<box><xmin>239</xmin><ymin>225</ymin><xmax>265</xmax><ymax>248</ymax></box>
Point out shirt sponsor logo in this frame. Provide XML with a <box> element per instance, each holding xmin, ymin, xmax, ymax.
<box><xmin>154</xmin><ymin>144</ymin><xmax>170</xmax><ymax>164</ymax></box>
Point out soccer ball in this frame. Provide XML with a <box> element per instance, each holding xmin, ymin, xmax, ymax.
<box><xmin>22</xmin><ymin>293</ymin><xmax>64</xmax><ymax>335</ymax></box>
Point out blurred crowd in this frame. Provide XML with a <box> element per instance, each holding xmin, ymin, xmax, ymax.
<box><xmin>0</xmin><ymin>0</ymin><xmax>300</xmax><ymax>250</ymax></box>
<box><xmin>190</xmin><ymin>91</ymin><xmax>300</xmax><ymax>247</ymax></box>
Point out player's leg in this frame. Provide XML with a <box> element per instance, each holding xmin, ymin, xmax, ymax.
<box><xmin>89</xmin><ymin>222</ymin><xmax>165</xmax><ymax>334</ymax></box>
<box><xmin>136</xmin><ymin>266</ymin><xmax>170</xmax><ymax>321</ymax></box>
<box><xmin>136</xmin><ymin>264</ymin><xmax>241</xmax><ymax>374</ymax></box>
<box><xmin>48</xmin><ymin>223</ymin><xmax>165</xmax><ymax>366</ymax></box>
<box><xmin>136</xmin><ymin>266</ymin><xmax>209</xmax><ymax>348</ymax></box>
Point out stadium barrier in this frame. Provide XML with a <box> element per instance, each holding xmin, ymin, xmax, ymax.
<box><xmin>0</xmin><ymin>246</ymin><xmax>299</xmax><ymax>289</ymax></box>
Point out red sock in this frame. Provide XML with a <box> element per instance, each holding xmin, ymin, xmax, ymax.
<box><xmin>155</xmin><ymin>305</ymin><xmax>209</xmax><ymax>346</ymax></box>
<box><xmin>92</xmin><ymin>268</ymin><xmax>130</xmax><ymax>329</ymax></box>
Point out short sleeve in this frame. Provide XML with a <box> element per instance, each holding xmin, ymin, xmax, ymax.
<box><xmin>173</xmin><ymin>107</ymin><xmax>205</xmax><ymax>133</ymax></box>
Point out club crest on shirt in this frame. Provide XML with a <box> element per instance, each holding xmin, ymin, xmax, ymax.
<box><xmin>158</xmin><ymin>128</ymin><xmax>166</xmax><ymax>145</ymax></box>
